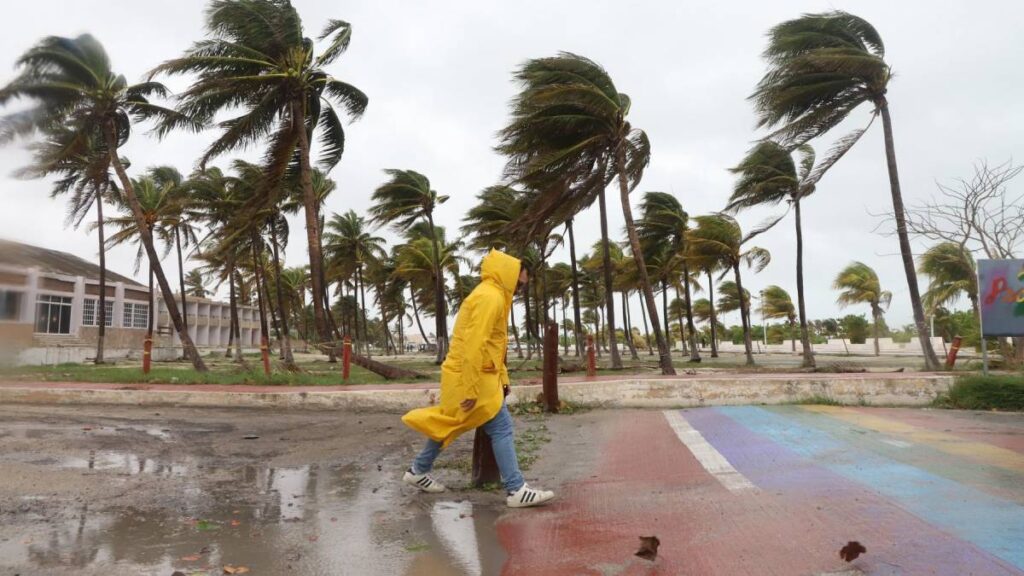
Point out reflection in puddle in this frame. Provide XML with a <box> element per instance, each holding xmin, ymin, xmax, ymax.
<box><xmin>4</xmin><ymin>454</ymin><xmax>507</xmax><ymax>575</ymax></box>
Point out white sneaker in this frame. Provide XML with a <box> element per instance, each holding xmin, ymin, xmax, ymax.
<box><xmin>403</xmin><ymin>469</ymin><xmax>446</xmax><ymax>493</ymax></box>
<box><xmin>506</xmin><ymin>483</ymin><xmax>555</xmax><ymax>508</ymax></box>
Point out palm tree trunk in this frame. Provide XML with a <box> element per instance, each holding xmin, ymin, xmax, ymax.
<box><xmin>524</xmin><ymin>278</ymin><xmax>534</xmax><ymax>360</ymax></box>
<box><xmin>567</xmin><ymin>220</ymin><xmax>584</xmax><ymax>356</ymax></box>
<box><xmin>104</xmin><ymin>125</ymin><xmax>206</xmax><ymax>372</ymax></box>
<box><xmin>596</xmin><ymin>306</ymin><xmax>604</xmax><ymax>356</ymax></box>
<box><xmin>597</xmin><ymin>188</ymin><xmax>624</xmax><ymax>369</ymax></box>
<box><xmin>622</xmin><ymin>291</ymin><xmax>639</xmax><ymax>360</ymax></box>
<box><xmin>794</xmin><ymin>198</ymin><xmax>815</xmax><ymax>368</ymax></box>
<box><xmin>425</xmin><ymin>212</ymin><xmax>447</xmax><ymax>364</ymax></box>
<box><xmin>251</xmin><ymin>235</ymin><xmax>271</xmax><ymax>373</ymax></box>
<box><xmin>682</xmin><ymin>263</ymin><xmax>700</xmax><ymax>362</ymax></box>
<box><xmin>95</xmin><ymin>193</ymin><xmax>106</xmax><ymax>365</ymax></box>
<box><xmin>147</xmin><ymin>264</ymin><xmax>154</xmax><ymax>341</ymax></box>
<box><xmin>358</xmin><ymin>264</ymin><xmax>371</xmax><ymax>359</ymax></box>
<box><xmin>510</xmin><ymin>302</ymin><xmax>523</xmax><ymax>358</ymax></box>
<box><xmin>175</xmin><ymin>226</ymin><xmax>190</xmax><ymax>361</ymax></box>
<box><xmin>226</xmin><ymin>264</ymin><xmax>236</xmax><ymax>358</ymax></box>
<box><xmin>734</xmin><ymin>263</ymin><xmax>755</xmax><ymax>365</ymax></box>
<box><xmin>269</xmin><ymin>222</ymin><xmax>295</xmax><ymax>368</ymax></box>
<box><xmin>707</xmin><ymin>271</ymin><xmax>720</xmax><ymax>358</ymax></box>
<box><xmin>873</xmin><ymin>309</ymin><xmax>881</xmax><ymax>357</ymax></box>
<box><xmin>661</xmin><ymin>279</ymin><xmax>671</xmax><ymax>353</ymax></box>
<box><xmin>674</xmin><ymin>285</ymin><xmax>687</xmax><ymax>355</ymax></box>
<box><xmin>638</xmin><ymin>291</ymin><xmax>653</xmax><ymax>355</ymax></box>
<box><xmin>292</xmin><ymin>101</ymin><xmax>333</xmax><ymax>356</ymax></box>
<box><xmin>878</xmin><ymin>98</ymin><xmax>941</xmax><ymax>371</ymax></box>
<box><xmin>232</xmin><ymin>270</ymin><xmax>242</xmax><ymax>362</ymax></box>
<box><xmin>615</xmin><ymin>150</ymin><xmax>674</xmax><ymax>375</ymax></box>
<box><xmin>265</xmin><ymin>276</ymin><xmax>281</xmax><ymax>357</ymax></box>
<box><xmin>562</xmin><ymin>297</ymin><xmax>570</xmax><ymax>355</ymax></box>
<box><xmin>410</xmin><ymin>286</ymin><xmax>432</xmax><ymax>347</ymax></box>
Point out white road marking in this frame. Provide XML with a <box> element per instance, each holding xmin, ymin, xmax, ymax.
<box><xmin>663</xmin><ymin>410</ymin><xmax>757</xmax><ymax>493</ymax></box>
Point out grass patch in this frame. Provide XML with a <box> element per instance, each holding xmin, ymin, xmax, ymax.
<box><xmin>786</xmin><ymin>395</ymin><xmax>845</xmax><ymax>406</ymax></box>
<box><xmin>515</xmin><ymin>422</ymin><xmax>551</xmax><ymax>471</ymax></box>
<box><xmin>0</xmin><ymin>361</ymin><xmax>392</xmax><ymax>386</ymax></box>
<box><xmin>934</xmin><ymin>374</ymin><xmax>1024</xmax><ymax>411</ymax></box>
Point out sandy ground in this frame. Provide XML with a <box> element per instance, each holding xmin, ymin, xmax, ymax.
<box><xmin>0</xmin><ymin>404</ymin><xmax>603</xmax><ymax>576</ymax></box>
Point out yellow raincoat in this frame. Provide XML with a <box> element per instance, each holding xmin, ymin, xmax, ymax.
<box><xmin>402</xmin><ymin>249</ymin><xmax>520</xmax><ymax>448</ymax></box>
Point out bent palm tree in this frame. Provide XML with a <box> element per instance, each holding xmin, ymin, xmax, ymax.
<box><xmin>155</xmin><ymin>0</ymin><xmax>368</xmax><ymax>354</ymax></box>
<box><xmin>688</xmin><ymin>215</ymin><xmax>770</xmax><ymax>365</ymax></box>
<box><xmin>0</xmin><ymin>34</ymin><xmax>206</xmax><ymax>369</ymax></box>
<box><xmin>371</xmin><ymin>170</ymin><xmax>449</xmax><ymax>363</ymax></box>
<box><xmin>833</xmin><ymin>261</ymin><xmax>892</xmax><ymax>356</ymax></box>
<box><xmin>728</xmin><ymin>141</ymin><xmax>819</xmax><ymax>367</ymax></box>
<box><xmin>751</xmin><ymin>10</ymin><xmax>940</xmax><ymax>370</ymax></box>
<box><xmin>497</xmin><ymin>53</ymin><xmax>673</xmax><ymax>375</ymax></box>
<box><xmin>14</xmin><ymin>127</ymin><xmax>120</xmax><ymax>363</ymax></box>
<box><xmin>762</xmin><ymin>285</ymin><xmax>798</xmax><ymax>351</ymax></box>
<box><xmin>918</xmin><ymin>242</ymin><xmax>979</xmax><ymax>319</ymax></box>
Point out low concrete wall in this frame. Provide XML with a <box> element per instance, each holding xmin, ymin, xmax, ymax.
<box><xmin>0</xmin><ymin>374</ymin><xmax>954</xmax><ymax>412</ymax></box>
<box><xmin>13</xmin><ymin>345</ymin><xmax>257</xmax><ymax>366</ymax></box>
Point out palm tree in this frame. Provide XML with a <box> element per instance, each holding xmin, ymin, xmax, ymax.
<box><xmin>688</xmin><ymin>215</ymin><xmax>770</xmax><ymax>365</ymax></box>
<box><xmin>728</xmin><ymin>141</ymin><xmax>819</xmax><ymax>367</ymax></box>
<box><xmin>325</xmin><ymin>210</ymin><xmax>387</xmax><ymax>356</ymax></box>
<box><xmin>280</xmin><ymin>266</ymin><xmax>310</xmax><ymax>348</ymax></box>
<box><xmin>155</xmin><ymin>0</ymin><xmax>368</xmax><ymax>354</ymax></box>
<box><xmin>497</xmin><ymin>53</ymin><xmax>673</xmax><ymax>375</ymax></box>
<box><xmin>14</xmin><ymin>127</ymin><xmax>120</xmax><ymax>364</ymax></box>
<box><xmin>918</xmin><ymin>242</ymin><xmax>979</xmax><ymax>319</ymax></box>
<box><xmin>371</xmin><ymin>170</ymin><xmax>450</xmax><ymax>363</ymax></box>
<box><xmin>752</xmin><ymin>10</ymin><xmax>940</xmax><ymax>370</ymax></box>
<box><xmin>833</xmin><ymin>261</ymin><xmax>892</xmax><ymax>356</ymax></box>
<box><xmin>0</xmin><ymin>34</ymin><xmax>206</xmax><ymax>370</ymax></box>
<box><xmin>762</xmin><ymin>285</ymin><xmax>798</xmax><ymax>351</ymax></box>
<box><xmin>638</xmin><ymin>192</ymin><xmax>701</xmax><ymax>362</ymax></box>
<box><xmin>185</xmin><ymin>269</ymin><xmax>208</xmax><ymax>298</ymax></box>
<box><xmin>149</xmin><ymin>166</ymin><xmax>199</xmax><ymax>358</ymax></box>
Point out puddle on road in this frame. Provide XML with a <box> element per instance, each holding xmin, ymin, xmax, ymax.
<box><xmin>2</xmin><ymin>455</ymin><xmax>507</xmax><ymax>575</ymax></box>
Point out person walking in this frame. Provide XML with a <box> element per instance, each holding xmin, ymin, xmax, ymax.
<box><xmin>401</xmin><ymin>249</ymin><xmax>555</xmax><ymax>508</ymax></box>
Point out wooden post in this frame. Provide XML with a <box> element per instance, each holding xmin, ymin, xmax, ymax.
<box><xmin>472</xmin><ymin>428</ymin><xmax>501</xmax><ymax>487</ymax></box>
<box><xmin>586</xmin><ymin>334</ymin><xmax>597</xmax><ymax>378</ymax></box>
<box><xmin>543</xmin><ymin>321</ymin><xmax>559</xmax><ymax>413</ymax></box>
<box><xmin>142</xmin><ymin>337</ymin><xmax>152</xmax><ymax>374</ymax></box>
<box><xmin>342</xmin><ymin>335</ymin><xmax>352</xmax><ymax>382</ymax></box>
<box><xmin>945</xmin><ymin>336</ymin><xmax>963</xmax><ymax>369</ymax></box>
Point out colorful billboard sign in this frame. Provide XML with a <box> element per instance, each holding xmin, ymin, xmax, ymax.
<box><xmin>978</xmin><ymin>259</ymin><xmax>1024</xmax><ymax>337</ymax></box>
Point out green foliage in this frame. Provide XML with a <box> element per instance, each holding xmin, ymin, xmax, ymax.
<box><xmin>934</xmin><ymin>375</ymin><xmax>1024</xmax><ymax>411</ymax></box>
<box><xmin>918</xmin><ymin>242</ymin><xmax>978</xmax><ymax>313</ymax></box>
<box><xmin>840</xmin><ymin>314</ymin><xmax>869</xmax><ymax>344</ymax></box>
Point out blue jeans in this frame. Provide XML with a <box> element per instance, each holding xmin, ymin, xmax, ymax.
<box><xmin>411</xmin><ymin>403</ymin><xmax>525</xmax><ymax>494</ymax></box>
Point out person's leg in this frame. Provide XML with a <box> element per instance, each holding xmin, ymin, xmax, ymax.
<box><xmin>482</xmin><ymin>403</ymin><xmax>525</xmax><ymax>494</ymax></box>
<box><xmin>411</xmin><ymin>439</ymin><xmax>443</xmax><ymax>475</ymax></box>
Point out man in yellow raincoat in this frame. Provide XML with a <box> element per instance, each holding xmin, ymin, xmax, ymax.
<box><xmin>402</xmin><ymin>249</ymin><xmax>555</xmax><ymax>508</ymax></box>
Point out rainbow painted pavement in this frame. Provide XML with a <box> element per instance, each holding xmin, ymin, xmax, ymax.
<box><xmin>499</xmin><ymin>406</ymin><xmax>1024</xmax><ymax>575</ymax></box>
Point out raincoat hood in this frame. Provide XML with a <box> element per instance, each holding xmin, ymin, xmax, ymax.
<box><xmin>480</xmin><ymin>249</ymin><xmax>521</xmax><ymax>295</ymax></box>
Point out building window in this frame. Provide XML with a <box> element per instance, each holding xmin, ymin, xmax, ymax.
<box><xmin>0</xmin><ymin>290</ymin><xmax>22</xmax><ymax>321</ymax></box>
<box><xmin>82</xmin><ymin>298</ymin><xmax>114</xmax><ymax>327</ymax></box>
<box><xmin>35</xmin><ymin>294</ymin><xmax>73</xmax><ymax>334</ymax></box>
<box><xmin>123</xmin><ymin>302</ymin><xmax>150</xmax><ymax>329</ymax></box>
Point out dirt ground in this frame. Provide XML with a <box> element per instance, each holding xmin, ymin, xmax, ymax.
<box><xmin>0</xmin><ymin>403</ymin><xmax>602</xmax><ymax>576</ymax></box>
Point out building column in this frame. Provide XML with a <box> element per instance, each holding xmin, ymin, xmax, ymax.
<box><xmin>22</xmin><ymin>268</ymin><xmax>39</xmax><ymax>324</ymax></box>
<box><xmin>70</xmin><ymin>275</ymin><xmax>85</xmax><ymax>336</ymax></box>
<box><xmin>114</xmin><ymin>282</ymin><xmax>125</xmax><ymax>329</ymax></box>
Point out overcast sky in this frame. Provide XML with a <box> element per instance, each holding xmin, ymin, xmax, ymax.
<box><xmin>1</xmin><ymin>0</ymin><xmax>1020</xmax><ymax>328</ymax></box>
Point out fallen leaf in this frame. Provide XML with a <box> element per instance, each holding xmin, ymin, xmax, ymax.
<box><xmin>181</xmin><ymin>554</ymin><xmax>201</xmax><ymax>561</ymax></box>
<box><xmin>840</xmin><ymin>541</ymin><xmax>867</xmax><ymax>562</ymax></box>
<box><xmin>82</xmin><ymin>426</ymin><xmax>93</xmax><ymax>431</ymax></box>
<box><xmin>635</xmin><ymin>535</ymin><xmax>660</xmax><ymax>561</ymax></box>
<box><xmin>172</xmin><ymin>572</ymin><xmax>187</xmax><ymax>576</ymax></box>
<box><xmin>243</xmin><ymin>435</ymin><xmax>259</xmax><ymax>440</ymax></box>
<box><xmin>330</xmin><ymin>517</ymin><xmax>338</xmax><ymax>522</ymax></box>
<box><xmin>223</xmin><ymin>566</ymin><xmax>250</xmax><ymax>574</ymax></box>
<box><xmin>200</xmin><ymin>546</ymin><xmax>211</xmax><ymax>554</ymax></box>
<box><xmin>308</xmin><ymin>535</ymin><xmax>319</xmax><ymax>542</ymax></box>
<box><xmin>230</xmin><ymin>520</ymin><xmax>241</xmax><ymax>527</ymax></box>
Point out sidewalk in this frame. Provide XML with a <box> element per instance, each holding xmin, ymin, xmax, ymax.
<box><xmin>0</xmin><ymin>371</ymin><xmax>954</xmax><ymax>411</ymax></box>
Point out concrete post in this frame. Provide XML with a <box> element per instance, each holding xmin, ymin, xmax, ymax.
<box><xmin>23</xmin><ymin>268</ymin><xmax>39</xmax><ymax>324</ymax></box>
<box><xmin>586</xmin><ymin>335</ymin><xmax>597</xmax><ymax>378</ymax></box>
<box><xmin>70</xmin><ymin>276</ymin><xmax>85</xmax><ymax>336</ymax></box>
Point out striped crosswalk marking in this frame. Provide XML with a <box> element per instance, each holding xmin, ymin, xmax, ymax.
<box><xmin>663</xmin><ymin>410</ymin><xmax>757</xmax><ymax>493</ymax></box>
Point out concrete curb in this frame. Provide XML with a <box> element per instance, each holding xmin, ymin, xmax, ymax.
<box><xmin>0</xmin><ymin>373</ymin><xmax>954</xmax><ymax>412</ymax></box>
